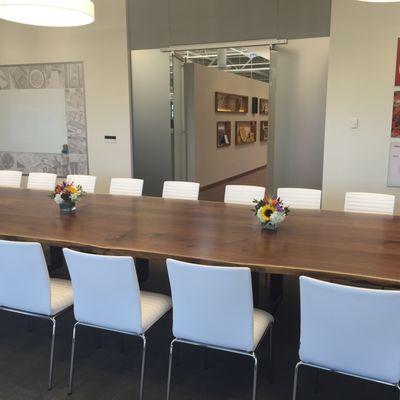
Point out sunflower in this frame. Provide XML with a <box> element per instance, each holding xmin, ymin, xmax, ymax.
<box><xmin>257</xmin><ymin>205</ymin><xmax>274</xmax><ymax>223</ymax></box>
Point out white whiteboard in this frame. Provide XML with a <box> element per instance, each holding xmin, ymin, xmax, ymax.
<box><xmin>0</xmin><ymin>88</ymin><xmax>68</xmax><ymax>154</ymax></box>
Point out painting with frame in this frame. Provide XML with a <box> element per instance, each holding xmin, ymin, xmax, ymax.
<box><xmin>217</xmin><ymin>121</ymin><xmax>231</xmax><ymax>148</ymax></box>
<box><xmin>235</xmin><ymin>121</ymin><xmax>257</xmax><ymax>145</ymax></box>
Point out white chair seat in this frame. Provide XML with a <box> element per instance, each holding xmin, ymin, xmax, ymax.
<box><xmin>253</xmin><ymin>309</ymin><xmax>274</xmax><ymax>350</ymax></box>
<box><xmin>140</xmin><ymin>291</ymin><xmax>172</xmax><ymax>333</ymax></box>
<box><xmin>50</xmin><ymin>278</ymin><xmax>73</xmax><ymax>315</ymax></box>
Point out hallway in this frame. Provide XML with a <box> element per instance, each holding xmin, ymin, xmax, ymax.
<box><xmin>199</xmin><ymin>167</ymin><xmax>267</xmax><ymax>202</ymax></box>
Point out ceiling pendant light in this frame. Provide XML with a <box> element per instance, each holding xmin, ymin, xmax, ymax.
<box><xmin>0</xmin><ymin>0</ymin><xmax>95</xmax><ymax>27</ymax></box>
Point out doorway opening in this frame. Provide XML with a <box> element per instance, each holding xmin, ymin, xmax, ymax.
<box><xmin>131</xmin><ymin>40</ymin><xmax>285</xmax><ymax>198</ymax></box>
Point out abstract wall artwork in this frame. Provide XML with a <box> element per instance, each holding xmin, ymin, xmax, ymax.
<box><xmin>395</xmin><ymin>39</ymin><xmax>400</xmax><ymax>86</ymax></box>
<box><xmin>235</xmin><ymin>121</ymin><xmax>257</xmax><ymax>145</ymax></box>
<box><xmin>217</xmin><ymin>121</ymin><xmax>231</xmax><ymax>148</ymax></box>
<box><xmin>215</xmin><ymin>92</ymin><xmax>248</xmax><ymax>113</ymax></box>
<box><xmin>392</xmin><ymin>91</ymin><xmax>400</xmax><ymax>138</ymax></box>
<box><xmin>259</xmin><ymin>98</ymin><xmax>269</xmax><ymax>116</ymax></box>
<box><xmin>0</xmin><ymin>62</ymin><xmax>88</xmax><ymax>175</ymax></box>
<box><xmin>260</xmin><ymin>121</ymin><xmax>268</xmax><ymax>141</ymax></box>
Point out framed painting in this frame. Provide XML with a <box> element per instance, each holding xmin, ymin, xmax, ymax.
<box><xmin>259</xmin><ymin>98</ymin><xmax>269</xmax><ymax>116</ymax></box>
<box><xmin>215</xmin><ymin>92</ymin><xmax>248</xmax><ymax>113</ymax></box>
<box><xmin>260</xmin><ymin>121</ymin><xmax>268</xmax><ymax>141</ymax></box>
<box><xmin>392</xmin><ymin>91</ymin><xmax>400</xmax><ymax>137</ymax></box>
<box><xmin>235</xmin><ymin>121</ymin><xmax>257</xmax><ymax>145</ymax></box>
<box><xmin>217</xmin><ymin>121</ymin><xmax>231</xmax><ymax>148</ymax></box>
<box><xmin>395</xmin><ymin>39</ymin><xmax>400</xmax><ymax>86</ymax></box>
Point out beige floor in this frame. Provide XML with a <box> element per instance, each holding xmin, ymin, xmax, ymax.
<box><xmin>199</xmin><ymin>167</ymin><xmax>267</xmax><ymax>202</ymax></box>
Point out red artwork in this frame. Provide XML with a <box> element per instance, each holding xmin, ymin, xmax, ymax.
<box><xmin>396</xmin><ymin>39</ymin><xmax>400</xmax><ymax>86</ymax></box>
<box><xmin>392</xmin><ymin>91</ymin><xmax>400</xmax><ymax>137</ymax></box>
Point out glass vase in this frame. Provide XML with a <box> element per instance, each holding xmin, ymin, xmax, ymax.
<box><xmin>261</xmin><ymin>222</ymin><xmax>279</xmax><ymax>231</ymax></box>
<box><xmin>59</xmin><ymin>201</ymin><xmax>76</xmax><ymax>213</ymax></box>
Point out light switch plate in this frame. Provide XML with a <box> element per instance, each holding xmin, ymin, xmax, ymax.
<box><xmin>350</xmin><ymin>118</ymin><xmax>359</xmax><ymax>130</ymax></box>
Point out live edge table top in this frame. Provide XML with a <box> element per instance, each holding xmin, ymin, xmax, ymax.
<box><xmin>1</xmin><ymin>188</ymin><xmax>400</xmax><ymax>286</ymax></box>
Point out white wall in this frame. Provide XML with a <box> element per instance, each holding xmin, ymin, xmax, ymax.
<box><xmin>323</xmin><ymin>0</ymin><xmax>400</xmax><ymax>212</ymax></box>
<box><xmin>268</xmin><ymin>37</ymin><xmax>330</xmax><ymax>192</ymax></box>
<box><xmin>185</xmin><ymin>63</ymin><xmax>268</xmax><ymax>187</ymax></box>
<box><xmin>0</xmin><ymin>0</ymin><xmax>132</xmax><ymax>193</ymax></box>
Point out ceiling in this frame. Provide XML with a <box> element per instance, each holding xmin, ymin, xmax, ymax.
<box><xmin>175</xmin><ymin>46</ymin><xmax>270</xmax><ymax>83</ymax></box>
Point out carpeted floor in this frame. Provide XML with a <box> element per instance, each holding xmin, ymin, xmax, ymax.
<box><xmin>0</xmin><ymin>269</ymin><xmax>396</xmax><ymax>400</ymax></box>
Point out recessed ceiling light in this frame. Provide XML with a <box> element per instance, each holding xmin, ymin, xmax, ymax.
<box><xmin>0</xmin><ymin>0</ymin><xmax>95</xmax><ymax>27</ymax></box>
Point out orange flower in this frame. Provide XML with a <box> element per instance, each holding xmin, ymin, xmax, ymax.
<box><xmin>66</xmin><ymin>185</ymin><xmax>77</xmax><ymax>194</ymax></box>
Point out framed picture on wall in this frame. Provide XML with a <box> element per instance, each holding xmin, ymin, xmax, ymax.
<box><xmin>260</xmin><ymin>121</ymin><xmax>268</xmax><ymax>141</ymax></box>
<box><xmin>235</xmin><ymin>121</ymin><xmax>257</xmax><ymax>145</ymax></box>
<box><xmin>215</xmin><ymin>92</ymin><xmax>248</xmax><ymax>113</ymax></box>
<box><xmin>252</xmin><ymin>97</ymin><xmax>258</xmax><ymax>114</ymax></box>
<box><xmin>259</xmin><ymin>98</ymin><xmax>269</xmax><ymax>116</ymax></box>
<box><xmin>395</xmin><ymin>39</ymin><xmax>400</xmax><ymax>86</ymax></box>
<box><xmin>217</xmin><ymin>121</ymin><xmax>231</xmax><ymax>148</ymax></box>
<box><xmin>392</xmin><ymin>91</ymin><xmax>400</xmax><ymax>137</ymax></box>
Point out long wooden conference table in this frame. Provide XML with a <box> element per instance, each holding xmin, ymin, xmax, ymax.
<box><xmin>1</xmin><ymin>188</ymin><xmax>400</xmax><ymax>287</ymax></box>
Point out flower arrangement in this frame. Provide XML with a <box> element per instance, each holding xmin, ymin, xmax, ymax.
<box><xmin>49</xmin><ymin>181</ymin><xmax>84</xmax><ymax>213</ymax></box>
<box><xmin>253</xmin><ymin>195</ymin><xmax>290</xmax><ymax>230</ymax></box>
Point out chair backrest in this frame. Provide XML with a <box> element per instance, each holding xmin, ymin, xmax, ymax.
<box><xmin>27</xmin><ymin>172</ymin><xmax>57</xmax><ymax>191</ymax></box>
<box><xmin>63</xmin><ymin>249</ymin><xmax>142</xmax><ymax>333</ymax></box>
<box><xmin>224</xmin><ymin>185</ymin><xmax>266</xmax><ymax>205</ymax></box>
<box><xmin>0</xmin><ymin>240</ymin><xmax>51</xmax><ymax>315</ymax></box>
<box><xmin>299</xmin><ymin>276</ymin><xmax>400</xmax><ymax>384</ymax></box>
<box><xmin>167</xmin><ymin>259</ymin><xmax>254</xmax><ymax>352</ymax></box>
<box><xmin>277</xmin><ymin>188</ymin><xmax>321</xmax><ymax>210</ymax></box>
<box><xmin>0</xmin><ymin>170</ymin><xmax>22</xmax><ymax>188</ymax></box>
<box><xmin>66</xmin><ymin>175</ymin><xmax>97</xmax><ymax>194</ymax></box>
<box><xmin>344</xmin><ymin>192</ymin><xmax>395</xmax><ymax>215</ymax></box>
<box><xmin>109</xmin><ymin>178</ymin><xmax>144</xmax><ymax>196</ymax></box>
<box><xmin>162</xmin><ymin>181</ymin><xmax>200</xmax><ymax>201</ymax></box>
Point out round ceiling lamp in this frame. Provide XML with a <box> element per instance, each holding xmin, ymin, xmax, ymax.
<box><xmin>0</xmin><ymin>0</ymin><xmax>95</xmax><ymax>27</ymax></box>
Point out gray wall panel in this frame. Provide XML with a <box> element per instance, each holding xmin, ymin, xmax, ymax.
<box><xmin>127</xmin><ymin>0</ymin><xmax>170</xmax><ymax>49</ymax></box>
<box><xmin>127</xmin><ymin>0</ymin><xmax>331</xmax><ymax>50</ymax></box>
<box><xmin>278</xmin><ymin>0</ymin><xmax>331</xmax><ymax>39</ymax></box>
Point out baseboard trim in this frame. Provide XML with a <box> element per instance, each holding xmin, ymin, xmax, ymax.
<box><xmin>200</xmin><ymin>165</ymin><xmax>267</xmax><ymax>192</ymax></box>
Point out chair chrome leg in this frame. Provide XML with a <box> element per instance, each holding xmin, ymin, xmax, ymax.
<box><xmin>292</xmin><ymin>362</ymin><xmax>302</xmax><ymax>400</ymax></box>
<box><xmin>48</xmin><ymin>318</ymin><xmax>56</xmax><ymax>391</ymax></box>
<box><xmin>68</xmin><ymin>322</ymin><xmax>79</xmax><ymax>395</ymax></box>
<box><xmin>268</xmin><ymin>325</ymin><xmax>273</xmax><ymax>383</ymax></box>
<box><xmin>138</xmin><ymin>335</ymin><xmax>146</xmax><ymax>400</ymax></box>
<box><xmin>166</xmin><ymin>339</ymin><xmax>177</xmax><ymax>400</ymax></box>
<box><xmin>251</xmin><ymin>353</ymin><xmax>258</xmax><ymax>400</ymax></box>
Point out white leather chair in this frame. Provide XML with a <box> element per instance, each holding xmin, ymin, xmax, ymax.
<box><xmin>66</xmin><ymin>174</ymin><xmax>96</xmax><ymax>194</ymax></box>
<box><xmin>27</xmin><ymin>172</ymin><xmax>57</xmax><ymax>191</ymax></box>
<box><xmin>166</xmin><ymin>259</ymin><xmax>274</xmax><ymax>400</ymax></box>
<box><xmin>0</xmin><ymin>240</ymin><xmax>73</xmax><ymax>390</ymax></box>
<box><xmin>344</xmin><ymin>192</ymin><xmax>395</xmax><ymax>215</ymax></box>
<box><xmin>277</xmin><ymin>188</ymin><xmax>322</xmax><ymax>210</ymax></box>
<box><xmin>0</xmin><ymin>170</ymin><xmax>22</xmax><ymax>188</ymax></box>
<box><xmin>109</xmin><ymin>178</ymin><xmax>144</xmax><ymax>196</ymax></box>
<box><xmin>63</xmin><ymin>249</ymin><xmax>172</xmax><ymax>399</ymax></box>
<box><xmin>224</xmin><ymin>185</ymin><xmax>266</xmax><ymax>205</ymax></box>
<box><xmin>162</xmin><ymin>181</ymin><xmax>200</xmax><ymax>201</ymax></box>
<box><xmin>293</xmin><ymin>276</ymin><xmax>400</xmax><ymax>400</ymax></box>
